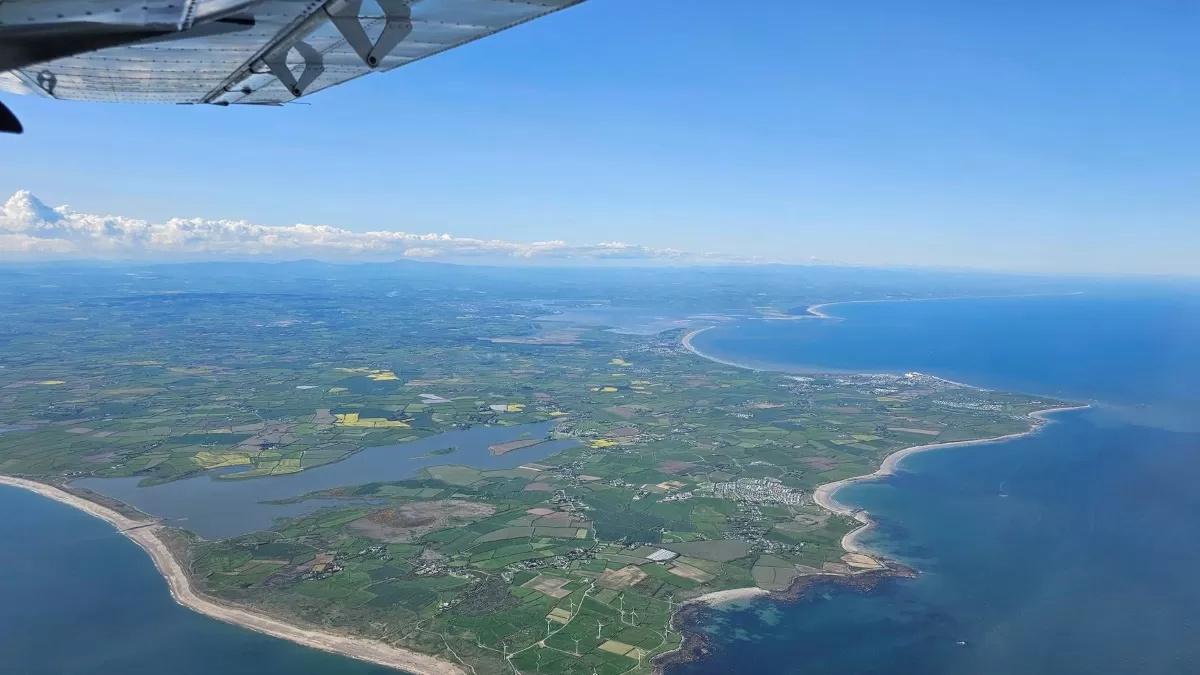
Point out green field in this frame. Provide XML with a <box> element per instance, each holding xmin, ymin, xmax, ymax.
<box><xmin>0</xmin><ymin>264</ymin><xmax>1068</xmax><ymax>675</ymax></box>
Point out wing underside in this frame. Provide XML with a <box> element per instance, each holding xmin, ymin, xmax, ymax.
<box><xmin>0</xmin><ymin>0</ymin><xmax>583</xmax><ymax>105</ymax></box>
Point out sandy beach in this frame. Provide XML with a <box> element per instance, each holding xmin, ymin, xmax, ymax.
<box><xmin>681</xmin><ymin>318</ymin><xmax>1091</xmax><ymax>561</ymax></box>
<box><xmin>679</xmin><ymin>303</ymin><xmax>834</xmax><ymax>366</ymax></box>
<box><xmin>803</xmin><ymin>303</ymin><xmax>836</xmax><ymax>319</ymax></box>
<box><xmin>658</xmin><ymin>302</ymin><xmax>1095</xmax><ymax>672</ymax></box>
<box><xmin>5</xmin><ymin>295</ymin><xmax>1091</xmax><ymax>674</ymax></box>
<box><xmin>811</xmin><ymin>405</ymin><xmax>1090</xmax><ymax>557</ymax></box>
<box><xmin>0</xmin><ymin>475</ymin><xmax>466</xmax><ymax>675</ymax></box>
<box><xmin>680</xmin><ymin>326</ymin><xmax>767</xmax><ymax>371</ymax></box>
<box><xmin>682</xmin><ymin>310</ymin><xmax>956</xmax><ymax>383</ymax></box>
<box><xmin>807</xmin><ymin>291</ymin><xmax>1083</xmax><ymax>319</ymax></box>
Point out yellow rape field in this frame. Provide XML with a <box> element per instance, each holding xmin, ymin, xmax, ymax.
<box><xmin>335</xmin><ymin>367</ymin><xmax>399</xmax><ymax>381</ymax></box>
<box><xmin>334</xmin><ymin>413</ymin><xmax>410</xmax><ymax>428</ymax></box>
<box><xmin>589</xmin><ymin>439</ymin><xmax>617</xmax><ymax>448</ymax></box>
<box><xmin>38</xmin><ymin>380</ymin><xmax>65</xmax><ymax>385</ymax></box>
<box><xmin>610</xmin><ymin>358</ymin><xmax>632</xmax><ymax>366</ymax></box>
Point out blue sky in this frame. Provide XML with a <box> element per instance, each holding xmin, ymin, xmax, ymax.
<box><xmin>2</xmin><ymin>1</ymin><xmax>1197</xmax><ymax>274</ymax></box>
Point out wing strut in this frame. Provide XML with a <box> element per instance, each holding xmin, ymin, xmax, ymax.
<box><xmin>265</xmin><ymin>41</ymin><xmax>325</xmax><ymax>97</ymax></box>
<box><xmin>325</xmin><ymin>0</ymin><xmax>412</xmax><ymax>68</ymax></box>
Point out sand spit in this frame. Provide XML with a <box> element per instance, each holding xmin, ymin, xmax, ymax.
<box><xmin>0</xmin><ymin>475</ymin><xmax>466</xmax><ymax>675</ymax></box>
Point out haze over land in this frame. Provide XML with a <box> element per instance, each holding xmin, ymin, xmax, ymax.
<box><xmin>0</xmin><ymin>262</ymin><xmax>1080</xmax><ymax>675</ymax></box>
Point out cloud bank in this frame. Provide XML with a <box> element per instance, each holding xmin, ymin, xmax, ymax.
<box><xmin>0</xmin><ymin>191</ymin><xmax>750</xmax><ymax>263</ymax></box>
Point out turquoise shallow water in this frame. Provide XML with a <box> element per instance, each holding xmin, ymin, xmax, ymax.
<box><xmin>670</xmin><ymin>292</ymin><xmax>1200</xmax><ymax>675</ymax></box>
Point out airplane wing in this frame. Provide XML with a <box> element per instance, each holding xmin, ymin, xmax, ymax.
<box><xmin>0</xmin><ymin>0</ymin><xmax>582</xmax><ymax>125</ymax></box>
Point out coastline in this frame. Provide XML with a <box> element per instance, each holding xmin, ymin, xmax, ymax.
<box><xmin>678</xmin><ymin>308</ymin><xmax>1090</xmax><ymax>582</ymax></box>
<box><xmin>807</xmin><ymin>291</ymin><xmax>1084</xmax><ymax>318</ymax></box>
<box><xmin>4</xmin><ymin>294</ymin><xmax>1092</xmax><ymax>675</ymax></box>
<box><xmin>663</xmin><ymin>313</ymin><xmax>1094</xmax><ymax>672</ymax></box>
<box><xmin>0</xmin><ymin>475</ymin><xmax>466</xmax><ymax>675</ymax></box>
<box><xmin>812</xmin><ymin>405</ymin><xmax>1091</xmax><ymax>557</ymax></box>
<box><xmin>680</xmin><ymin>326</ymin><xmax>767</xmax><ymax>371</ymax></box>
<box><xmin>683</xmin><ymin>299</ymin><xmax>1056</xmax><ymax>391</ymax></box>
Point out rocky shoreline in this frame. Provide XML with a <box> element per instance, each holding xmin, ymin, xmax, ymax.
<box><xmin>653</xmin><ymin>563</ymin><xmax>917</xmax><ymax>673</ymax></box>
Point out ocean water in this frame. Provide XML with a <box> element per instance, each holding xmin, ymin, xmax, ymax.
<box><xmin>692</xmin><ymin>294</ymin><xmax>1200</xmax><ymax>427</ymax></box>
<box><xmin>0</xmin><ymin>485</ymin><xmax>390</xmax><ymax>675</ymax></box>
<box><xmin>671</xmin><ymin>291</ymin><xmax>1200</xmax><ymax>675</ymax></box>
<box><xmin>5</xmin><ymin>291</ymin><xmax>1198</xmax><ymax>675</ymax></box>
<box><xmin>2</xmin><ymin>422</ymin><xmax>572</xmax><ymax>674</ymax></box>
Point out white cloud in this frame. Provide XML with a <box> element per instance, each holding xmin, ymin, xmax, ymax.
<box><xmin>0</xmin><ymin>191</ymin><xmax>756</xmax><ymax>263</ymax></box>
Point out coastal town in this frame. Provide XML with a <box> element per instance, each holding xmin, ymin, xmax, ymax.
<box><xmin>0</xmin><ymin>264</ymin><xmax>1070</xmax><ymax>675</ymax></box>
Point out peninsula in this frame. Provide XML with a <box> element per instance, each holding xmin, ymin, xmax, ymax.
<box><xmin>0</xmin><ymin>266</ymin><xmax>1071</xmax><ymax>675</ymax></box>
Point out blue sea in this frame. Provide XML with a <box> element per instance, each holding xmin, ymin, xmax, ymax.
<box><xmin>1</xmin><ymin>422</ymin><xmax>570</xmax><ymax>674</ymax></box>
<box><xmin>3</xmin><ymin>291</ymin><xmax>1199</xmax><ymax>675</ymax></box>
<box><xmin>670</xmin><ymin>292</ymin><xmax>1200</xmax><ymax>675</ymax></box>
<box><xmin>0</xmin><ymin>485</ymin><xmax>390</xmax><ymax>675</ymax></box>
